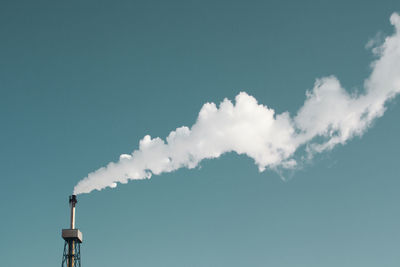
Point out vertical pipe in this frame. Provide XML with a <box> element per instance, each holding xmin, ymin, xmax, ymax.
<box><xmin>70</xmin><ymin>241</ymin><xmax>75</xmax><ymax>267</ymax></box>
<box><xmin>68</xmin><ymin>240</ymin><xmax>73</xmax><ymax>267</ymax></box>
<box><xmin>68</xmin><ymin>195</ymin><xmax>77</xmax><ymax>267</ymax></box>
<box><xmin>70</xmin><ymin>203</ymin><xmax>76</xmax><ymax>229</ymax></box>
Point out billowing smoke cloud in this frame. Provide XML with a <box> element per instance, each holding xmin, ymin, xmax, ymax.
<box><xmin>74</xmin><ymin>13</ymin><xmax>400</xmax><ymax>195</ymax></box>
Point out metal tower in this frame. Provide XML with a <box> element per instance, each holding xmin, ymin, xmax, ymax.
<box><xmin>61</xmin><ymin>195</ymin><xmax>83</xmax><ymax>267</ymax></box>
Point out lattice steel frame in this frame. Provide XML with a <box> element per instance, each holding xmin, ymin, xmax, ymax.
<box><xmin>61</xmin><ymin>239</ymin><xmax>81</xmax><ymax>267</ymax></box>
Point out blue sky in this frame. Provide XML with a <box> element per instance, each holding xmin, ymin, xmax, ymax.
<box><xmin>1</xmin><ymin>1</ymin><xmax>400</xmax><ymax>266</ymax></box>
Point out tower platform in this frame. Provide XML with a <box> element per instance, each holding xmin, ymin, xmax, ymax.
<box><xmin>62</xmin><ymin>229</ymin><xmax>83</xmax><ymax>243</ymax></box>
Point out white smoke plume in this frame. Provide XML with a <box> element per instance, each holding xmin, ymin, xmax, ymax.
<box><xmin>74</xmin><ymin>13</ymin><xmax>400</xmax><ymax>195</ymax></box>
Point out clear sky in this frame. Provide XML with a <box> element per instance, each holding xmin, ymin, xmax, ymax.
<box><xmin>1</xmin><ymin>1</ymin><xmax>400</xmax><ymax>266</ymax></box>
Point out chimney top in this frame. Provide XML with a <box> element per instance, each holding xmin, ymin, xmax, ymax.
<box><xmin>69</xmin><ymin>195</ymin><xmax>77</xmax><ymax>206</ymax></box>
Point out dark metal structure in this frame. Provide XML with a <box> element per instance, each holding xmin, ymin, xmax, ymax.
<box><xmin>62</xmin><ymin>239</ymin><xmax>81</xmax><ymax>267</ymax></box>
<box><xmin>61</xmin><ymin>195</ymin><xmax>83</xmax><ymax>267</ymax></box>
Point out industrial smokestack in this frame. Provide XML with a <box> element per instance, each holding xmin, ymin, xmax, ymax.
<box><xmin>61</xmin><ymin>195</ymin><xmax>83</xmax><ymax>267</ymax></box>
<box><xmin>69</xmin><ymin>195</ymin><xmax>77</xmax><ymax>229</ymax></box>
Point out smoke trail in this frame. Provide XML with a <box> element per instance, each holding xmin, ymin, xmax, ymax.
<box><xmin>74</xmin><ymin>13</ymin><xmax>400</xmax><ymax>195</ymax></box>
